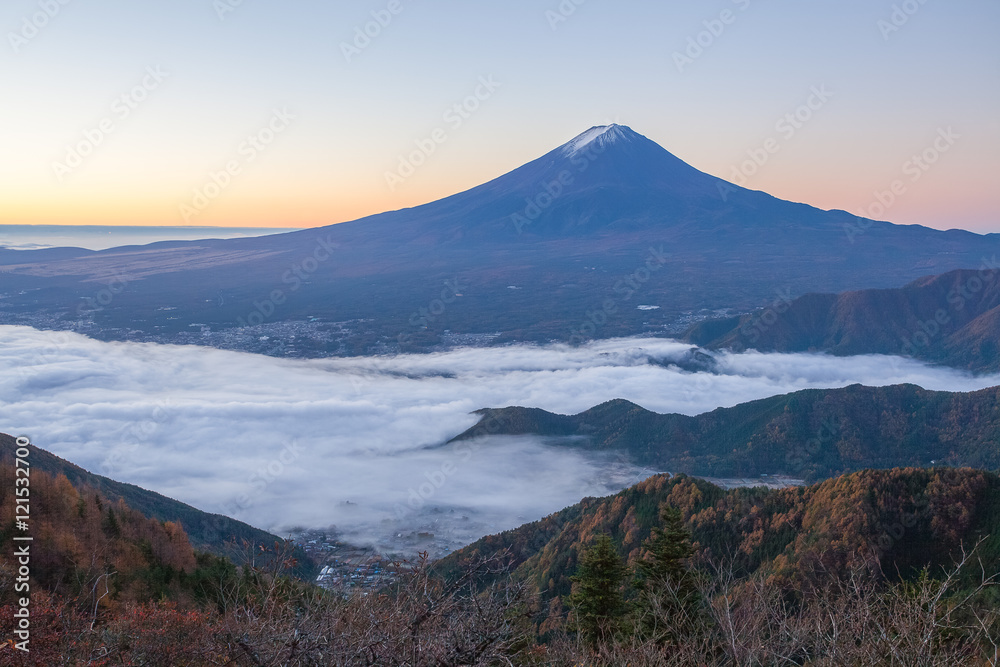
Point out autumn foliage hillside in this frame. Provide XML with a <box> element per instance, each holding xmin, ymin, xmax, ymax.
<box><xmin>446</xmin><ymin>467</ymin><xmax>1000</xmax><ymax>632</ymax></box>
<box><xmin>0</xmin><ymin>458</ymin><xmax>252</xmax><ymax>665</ymax></box>
<box><xmin>0</xmin><ymin>434</ymin><xmax>298</xmax><ymax>561</ymax></box>
<box><xmin>1</xmin><ymin>464</ymin><xmax>203</xmax><ymax>606</ymax></box>
<box><xmin>2</xmin><ymin>452</ymin><xmax>999</xmax><ymax>663</ymax></box>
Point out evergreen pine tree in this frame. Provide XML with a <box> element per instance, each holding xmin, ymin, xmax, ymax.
<box><xmin>103</xmin><ymin>507</ymin><xmax>121</xmax><ymax>538</ymax></box>
<box><xmin>568</xmin><ymin>534</ymin><xmax>628</xmax><ymax>649</ymax></box>
<box><xmin>633</xmin><ymin>504</ymin><xmax>702</xmax><ymax>644</ymax></box>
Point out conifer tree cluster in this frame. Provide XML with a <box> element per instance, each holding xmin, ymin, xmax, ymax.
<box><xmin>569</xmin><ymin>504</ymin><xmax>702</xmax><ymax>649</ymax></box>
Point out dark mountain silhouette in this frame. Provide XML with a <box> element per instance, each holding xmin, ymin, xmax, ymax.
<box><xmin>684</xmin><ymin>268</ymin><xmax>1000</xmax><ymax>372</ymax></box>
<box><xmin>450</xmin><ymin>384</ymin><xmax>1000</xmax><ymax>480</ymax></box>
<box><xmin>1</xmin><ymin>125</ymin><xmax>998</xmax><ymax>354</ymax></box>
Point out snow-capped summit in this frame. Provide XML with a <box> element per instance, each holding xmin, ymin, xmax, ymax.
<box><xmin>561</xmin><ymin>124</ymin><xmax>634</xmax><ymax>157</ymax></box>
<box><xmin>4</xmin><ymin>121</ymin><xmax>996</xmax><ymax>357</ymax></box>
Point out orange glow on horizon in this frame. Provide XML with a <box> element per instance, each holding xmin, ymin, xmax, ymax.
<box><xmin>1</xmin><ymin>156</ymin><xmax>995</xmax><ymax>233</ymax></box>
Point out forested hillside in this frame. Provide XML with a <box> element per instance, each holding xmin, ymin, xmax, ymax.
<box><xmin>0</xmin><ymin>434</ymin><xmax>307</xmax><ymax>568</ymax></box>
<box><xmin>446</xmin><ymin>467</ymin><xmax>1000</xmax><ymax>636</ymax></box>
<box><xmin>685</xmin><ymin>268</ymin><xmax>1000</xmax><ymax>372</ymax></box>
<box><xmin>453</xmin><ymin>384</ymin><xmax>1000</xmax><ymax>479</ymax></box>
<box><xmin>4</xmin><ymin>445</ymin><xmax>999</xmax><ymax>664</ymax></box>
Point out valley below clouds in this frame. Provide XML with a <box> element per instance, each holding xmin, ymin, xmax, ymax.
<box><xmin>4</xmin><ymin>325</ymin><xmax>999</xmax><ymax>556</ymax></box>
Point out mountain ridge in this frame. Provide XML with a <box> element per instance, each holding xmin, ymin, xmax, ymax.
<box><xmin>442</xmin><ymin>466</ymin><xmax>1000</xmax><ymax>633</ymax></box>
<box><xmin>684</xmin><ymin>267</ymin><xmax>1000</xmax><ymax>372</ymax></box>
<box><xmin>0</xmin><ymin>432</ymin><xmax>308</xmax><ymax>569</ymax></box>
<box><xmin>451</xmin><ymin>383</ymin><xmax>1000</xmax><ymax>480</ymax></box>
<box><xmin>2</xmin><ymin>124</ymin><xmax>999</xmax><ymax>356</ymax></box>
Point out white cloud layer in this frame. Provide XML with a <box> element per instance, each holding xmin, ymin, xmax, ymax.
<box><xmin>2</xmin><ymin>326</ymin><xmax>998</xmax><ymax>555</ymax></box>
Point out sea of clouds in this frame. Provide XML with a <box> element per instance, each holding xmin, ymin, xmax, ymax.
<box><xmin>3</xmin><ymin>326</ymin><xmax>998</xmax><ymax>555</ymax></box>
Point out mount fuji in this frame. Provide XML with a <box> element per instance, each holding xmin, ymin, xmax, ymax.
<box><xmin>2</xmin><ymin>124</ymin><xmax>998</xmax><ymax>354</ymax></box>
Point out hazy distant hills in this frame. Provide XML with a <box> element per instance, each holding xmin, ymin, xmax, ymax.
<box><xmin>452</xmin><ymin>384</ymin><xmax>1000</xmax><ymax>480</ymax></box>
<box><xmin>2</xmin><ymin>124</ymin><xmax>999</xmax><ymax>354</ymax></box>
<box><xmin>684</xmin><ymin>268</ymin><xmax>1000</xmax><ymax>372</ymax></box>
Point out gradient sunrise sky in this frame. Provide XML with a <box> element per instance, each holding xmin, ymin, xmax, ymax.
<box><xmin>2</xmin><ymin>0</ymin><xmax>997</xmax><ymax>232</ymax></box>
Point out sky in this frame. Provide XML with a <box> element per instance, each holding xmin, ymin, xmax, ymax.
<box><xmin>1</xmin><ymin>0</ymin><xmax>998</xmax><ymax>232</ymax></box>
<box><xmin>5</xmin><ymin>327</ymin><xmax>1000</xmax><ymax>552</ymax></box>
